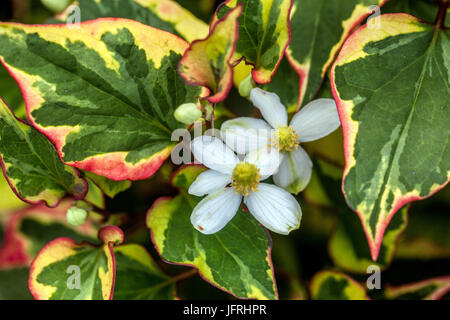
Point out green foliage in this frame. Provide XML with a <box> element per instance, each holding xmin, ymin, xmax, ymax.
<box><xmin>0</xmin><ymin>0</ymin><xmax>448</xmax><ymax>301</ymax></box>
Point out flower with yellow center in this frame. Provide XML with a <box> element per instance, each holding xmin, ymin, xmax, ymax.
<box><xmin>271</xmin><ymin>125</ymin><xmax>300</xmax><ymax>153</ymax></box>
<box><xmin>221</xmin><ymin>88</ymin><xmax>341</xmax><ymax>195</ymax></box>
<box><xmin>188</xmin><ymin>135</ymin><xmax>302</xmax><ymax>235</ymax></box>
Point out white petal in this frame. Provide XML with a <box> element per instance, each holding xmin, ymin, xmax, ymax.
<box><xmin>221</xmin><ymin>117</ymin><xmax>272</xmax><ymax>154</ymax></box>
<box><xmin>250</xmin><ymin>88</ymin><xmax>288</xmax><ymax>128</ymax></box>
<box><xmin>244</xmin><ymin>183</ymin><xmax>302</xmax><ymax>235</ymax></box>
<box><xmin>290</xmin><ymin>98</ymin><xmax>341</xmax><ymax>142</ymax></box>
<box><xmin>188</xmin><ymin>170</ymin><xmax>232</xmax><ymax>197</ymax></box>
<box><xmin>191</xmin><ymin>136</ymin><xmax>238</xmax><ymax>174</ymax></box>
<box><xmin>190</xmin><ymin>188</ymin><xmax>242</xmax><ymax>234</ymax></box>
<box><xmin>273</xmin><ymin>147</ymin><xmax>312</xmax><ymax>194</ymax></box>
<box><xmin>244</xmin><ymin>146</ymin><xmax>283</xmax><ymax>178</ymax></box>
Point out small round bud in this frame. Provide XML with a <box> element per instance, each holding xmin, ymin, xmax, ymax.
<box><xmin>238</xmin><ymin>74</ymin><xmax>256</xmax><ymax>98</ymax></box>
<box><xmin>174</xmin><ymin>103</ymin><xmax>202</xmax><ymax>125</ymax></box>
<box><xmin>66</xmin><ymin>206</ymin><xmax>88</xmax><ymax>226</ymax></box>
<box><xmin>41</xmin><ymin>0</ymin><xmax>72</xmax><ymax>13</ymax></box>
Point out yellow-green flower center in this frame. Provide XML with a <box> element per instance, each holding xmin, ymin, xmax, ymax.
<box><xmin>231</xmin><ymin>162</ymin><xmax>261</xmax><ymax>196</ymax></box>
<box><xmin>271</xmin><ymin>125</ymin><xmax>299</xmax><ymax>153</ymax></box>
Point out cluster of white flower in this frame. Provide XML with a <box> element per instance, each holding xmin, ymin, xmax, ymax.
<box><xmin>188</xmin><ymin>88</ymin><xmax>341</xmax><ymax>235</ymax></box>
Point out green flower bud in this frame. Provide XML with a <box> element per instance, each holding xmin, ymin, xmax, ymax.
<box><xmin>41</xmin><ymin>0</ymin><xmax>72</xmax><ymax>13</ymax></box>
<box><xmin>174</xmin><ymin>103</ymin><xmax>202</xmax><ymax>125</ymax></box>
<box><xmin>238</xmin><ymin>73</ymin><xmax>256</xmax><ymax>98</ymax></box>
<box><xmin>66</xmin><ymin>206</ymin><xmax>88</xmax><ymax>226</ymax></box>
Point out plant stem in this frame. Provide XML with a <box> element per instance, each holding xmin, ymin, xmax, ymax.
<box><xmin>435</xmin><ymin>0</ymin><xmax>448</xmax><ymax>29</ymax></box>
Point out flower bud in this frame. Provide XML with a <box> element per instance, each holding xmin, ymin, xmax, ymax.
<box><xmin>41</xmin><ymin>0</ymin><xmax>72</xmax><ymax>13</ymax></box>
<box><xmin>174</xmin><ymin>103</ymin><xmax>202</xmax><ymax>125</ymax></box>
<box><xmin>238</xmin><ymin>74</ymin><xmax>256</xmax><ymax>98</ymax></box>
<box><xmin>66</xmin><ymin>206</ymin><xmax>88</xmax><ymax>226</ymax></box>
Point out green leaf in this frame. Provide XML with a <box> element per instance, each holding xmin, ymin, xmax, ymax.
<box><xmin>0</xmin><ymin>174</ymin><xmax>28</xmax><ymax>212</ymax></box>
<box><xmin>331</xmin><ymin>14</ymin><xmax>450</xmax><ymax>260</ymax></box>
<box><xmin>287</xmin><ymin>0</ymin><xmax>386</xmax><ymax>108</ymax></box>
<box><xmin>385</xmin><ymin>276</ymin><xmax>450</xmax><ymax>300</ymax></box>
<box><xmin>310</xmin><ymin>270</ymin><xmax>369</xmax><ymax>300</ymax></box>
<box><xmin>0</xmin><ymin>66</ymin><xmax>26</xmax><ymax>118</ymax></box>
<box><xmin>29</xmin><ymin>225</ymin><xmax>123</xmax><ymax>300</ymax></box>
<box><xmin>146</xmin><ymin>165</ymin><xmax>277</xmax><ymax>300</ymax></box>
<box><xmin>0</xmin><ymin>200</ymin><xmax>99</xmax><ymax>268</ymax></box>
<box><xmin>305</xmin><ymin>158</ymin><xmax>408</xmax><ymax>271</ymax></box>
<box><xmin>0</xmin><ymin>267</ymin><xmax>33</xmax><ymax>299</ymax></box>
<box><xmin>84</xmin><ymin>171</ymin><xmax>131</xmax><ymax>199</ymax></box>
<box><xmin>0</xmin><ymin>98</ymin><xmax>87</xmax><ymax>207</ymax></box>
<box><xmin>262</xmin><ymin>57</ymin><xmax>299</xmax><ymax>113</ymax></box>
<box><xmin>329</xmin><ymin>207</ymin><xmax>408</xmax><ymax>273</ymax></box>
<box><xmin>53</xmin><ymin>0</ymin><xmax>209</xmax><ymax>42</ymax></box>
<box><xmin>215</xmin><ymin>0</ymin><xmax>293</xmax><ymax>84</ymax></box>
<box><xmin>174</xmin><ymin>0</ymin><xmax>216</xmax><ymax>21</ymax></box>
<box><xmin>0</xmin><ymin>19</ymin><xmax>205</xmax><ymax>181</ymax></box>
<box><xmin>396</xmin><ymin>193</ymin><xmax>450</xmax><ymax>259</ymax></box>
<box><xmin>382</xmin><ymin>0</ymin><xmax>449</xmax><ymax>25</ymax></box>
<box><xmin>114</xmin><ymin>244</ymin><xmax>176</xmax><ymax>299</ymax></box>
<box><xmin>178</xmin><ymin>5</ymin><xmax>242</xmax><ymax>103</ymax></box>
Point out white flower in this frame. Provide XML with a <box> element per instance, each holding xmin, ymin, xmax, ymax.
<box><xmin>189</xmin><ymin>135</ymin><xmax>302</xmax><ymax>235</ymax></box>
<box><xmin>221</xmin><ymin>88</ymin><xmax>341</xmax><ymax>194</ymax></box>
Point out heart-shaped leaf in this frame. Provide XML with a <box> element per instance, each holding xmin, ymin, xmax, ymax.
<box><xmin>29</xmin><ymin>225</ymin><xmax>123</xmax><ymax>300</ymax></box>
<box><xmin>287</xmin><ymin>0</ymin><xmax>386</xmax><ymax>108</ymax></box>
<box><xmin>331</xmin><ymin>14</ymin><xmax>450</xmax><ymax>261</ymax></box>
<box><xmin>0</xmin><ymin>18</ymin><xmax>205</xmax><ymax>181</ymax></box>
<box><xmin>146</xmin><ymin>165</ymin><xmax>277</xmax><ymax>300</ymax></box>
<box><xmin>215</xmin><ymin>0</ymin><xmax>293</xmax><ymax>84</ymax></box>
<box><xmin>178</xmin><ymin>5</ymin><xmax>242</xmax><ymax>103</ymax></box>
<box><xmin>0</xmin><ymin>98</ymin><xmax>87</xmax><ymax>207</ymax></box>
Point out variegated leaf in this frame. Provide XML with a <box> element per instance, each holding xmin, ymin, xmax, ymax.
<box><xmin>0</xmin><ymin>200</ymin><xmax>98</xmax><ymax>269</ymax></box>
<box><xmin>287</xmin><ymin>0</ymin><xmax>386</xmax><ymax>109</ymax></box>
<box><xmin>53</xmin><ymin>0</ymin><xmax>209</xmax><ymax>42</ymax></box>
<box><xmin>310</xmin><ymin>270</ymin><xmax>369</xmax><ymax>300</ymax></box>
<box><xmin>178</xmin><ymin>5</ymin><xmax>242</xmax><ymax>103</ymax></box>
<box><xmin>215</xmin><ymin>0</ymin><xmax>293</xmax><ymax>84</ymax></box>
<box><xmin>29</xmin><ymin>225</ymin><xmax>123</xmax><ymax>300</ymax></box>
<box><xmin>0</xmin><ymin>98</ymin><xmax>87</xmax><ymax>207</ymax></box>
<box><xmin>331</xmin><ymin>14</ymin><xmax>450</xmax><ymax>261</ymax></box>
<box><xmin>146</xmin><ymin>165</ymin><xmax>277</xmax><ymax>300</ymax></box>
<box><xmin>84</xmin><ymin>171</ymin><xmax>131</xmax><ymax>199</ymax></box>
<box><xmin>385</xmin><ymin>276</ymin><xmax>450</xmax><ymax>300</ymax></box>
<box><xmin>0</xmin><ymin>19</ymin><xmax>205</xmax><ymax>181</ymax></box>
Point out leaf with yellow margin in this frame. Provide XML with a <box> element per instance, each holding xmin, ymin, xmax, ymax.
<box><xmin>146</xmin><ymin>165</ymin><xmax>277</xmax><ymax>300</ymax></box>
<box><xmin>178</xmin><ymin>5</ymin><xmax>242</xmax><ymax>103</ymax></box>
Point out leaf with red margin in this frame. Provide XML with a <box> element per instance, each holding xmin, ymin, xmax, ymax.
<box><xmin>331</xmin><ymin>14</ymin><xmax>450</xmax><ymax>261</ymax></box>
<box><xmin>178</xmin><ymin>5</ymin><xmax>242</xmax><ymax>103</ymax></box>
<box><xmin>384</xmin><ymin>276</ymin><xmax>450</xmax><ymax>300</ymax></box>
<box><xmin>52</xmin><ymin>0</ymin><xmax>209</xmax><ymax>43</ymax></box>
<box><xmin>286</xmin><ymin>0</ymin><xmax>387</xmax><ymax>110</ymax></box>
<box><xmin>0</xmin><ymin>98</ymin><xmax>87</xmax><ymax>207</ymax></box>
<box><xmin>146</xmin><ymin>165</ymin><xmax>277</xmax><ymax>300</ymax></box>
<box><xmin>310</xmin><ymin>270</ymin><xmax>369</xmax><ymax>300</ymax></box>
<box><xmin>0</xmin><ymin>18</ymin><xmax>205</xmax><ymax>181</ymax></box>
<box><xmin>29</xmin><ymin>225</ymin><xmax>123</xmax><ymax>300</ymax></box>
<box><xmin>214</xmin><ymin>0</ymin><xmax>293</xmax><ymax>84</ymax></box>
<box><xmin>0</xmin><ymin>200</ymin><xmax>98</xmax><ymax>269</ymax></box>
